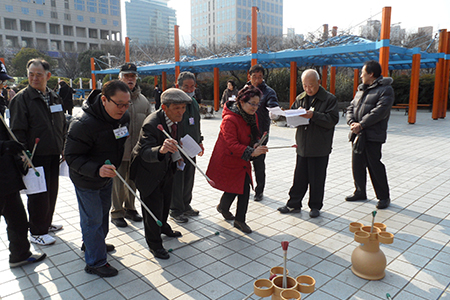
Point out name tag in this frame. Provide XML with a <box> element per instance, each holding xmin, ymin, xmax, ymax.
<box><xmin>50</xmin><ymin>104</ymin><xmax>63</xmax><ymax>113</ymax></box>
<box><xmin>5</xmin><ymin>108</ymin><xmax>10</xmax><ymax>118</ymax></box>
<box><xmin>189</xmin><ymin>117</ymin><xmax>195</xmax><ymax>125</ymax></box>
<box><xmin>113</xmin><ymin>126</ymin><xmax>129</xmax><ymax>139</ymax></box>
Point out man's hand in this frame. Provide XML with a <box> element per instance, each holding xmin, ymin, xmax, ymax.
<box><xmin>300</xmin><ymin>110</ymin><xmax>314</xmax><ymax>119</ymax></box>
<box><xmin>159</xmin><ymin>138</ymin><xmax>179</xmax><ymax>154</ymax></box>
<box><xmin>1</xmin><ymin>140</ymin><xmax>25</xmax><ymax>155</ymax></box>
<box><xmin>99</xmin><ymin>164</ymin><xmax>116</xmax><ymax>178</ymax></box>
<box><xmin>198</xmin><ymin>143</ymin><xmax>204</xmax><ymax>157</ymax></box>
<box><xmin>350</xmin><ymin>122</ymin><xmax>362</xmax><ymax>134</ymax></box>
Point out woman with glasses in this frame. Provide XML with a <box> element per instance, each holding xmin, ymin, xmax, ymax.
<box><xmin>206</xmin><ymin>85</ymin><xmax>268</xmax><ymax>234</ymax></box>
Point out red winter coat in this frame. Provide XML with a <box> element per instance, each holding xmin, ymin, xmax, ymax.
<box><xmin>206</xmin><ymin>102</ymin><xmax>259</xmax><ymax>194</ymax></box>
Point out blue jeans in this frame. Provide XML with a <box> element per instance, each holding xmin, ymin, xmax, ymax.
<box><xmin>75</xmin><ymin>181</ymin><xmax>112</xmax><ymax>267</ymax></box>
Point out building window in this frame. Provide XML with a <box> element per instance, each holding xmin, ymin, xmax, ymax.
<box><xmin>77</xmin><ymin>15</ymin><xmax>84</xmax><ymax>22</ymax></box>
<box><xmin>50</xmin><ymin>40</ymin><xmax>61</xmax><ymax>51</ymax></box>
<box><xmin>37</xmin><ymin>39</ymin><xmax>48</xmax><ymax>50</ymax></box>
<box><xmin>35</xmin><ymin>0</ymin><xmax>45</xmax><ymax>4</ymax></box>
<box><xmin>35</xmin><ymin>22</ymin><xmax>47</xmax><ymax>33</ymax></box>
<box><xmin>64</xmin><ymin>41</ymin><xmax>75</xmax><ymax>51</ymax></box>
<box><xmin>4</xmin><ymin>18</ymin><xmax>17</xmax><ymax>30</ymax></box>
<box><xmin>50</xmin><ymin>24</ymin><xmax>60</xmax><ymax>34</ymax></box>
<box><xmin>5</xmin><ymin>5</ymin><xmax>13</xmax><ymax>12</ymax></box>
<box><xmin>64</xmin><ymin>13</ymin><xmax>71</xmax><ymax>20</ymax></box>
<box><xmin>76</xmin><ymin>27</ymin><xmax>87</xmax><ymax>37</ymax></box>
<box><xmin>100</xmin><ymin>30</ymin><xmax>108</xmax><ymax>40</ymax></box>
<box><xmin>75</xmin><ymin>0</ymin><xmax>85</xmax><ymax>11</ymax></box>
<box><xmin>113</xmin><ymin>20</ymin><xmax>119</xmax><ymax>27</ymax></box>
<box><xmin>90</xmin><ymin>17</ymin><xmax>96</xmax><ymax>24</ymax></box>
<box><xmin>101</xmin><ymin>19</ymin><xmax>107</xmax><ymax>25</ymax></box>
<box><xmin>22</xmin><ymin>7</ymin><xmax>30</xmax><ymax>14</ymax></box>
<box><xmin>20</xmin><ymin>0</ymin><xmax>30</xmax><ymax>2</ymax></box>
<box><xmin>51</xmin><ymin>0</ymin><xmax>56</xmax><ymax>7</ymax></box>
<box><xmin>36</xmin><ymin>9</ymin><xmax>44</xmax><ymax>16</ymax></box>
<box><xmin>51</xmin><ymin>11</ymin><xmax>58</xmax><ymax>19</ymax></box>
<box><xmin>63</xmin><ymin>25</ymin><xmax>73</xmax><ymax>36</ymax></box>
<box><xmin>64</xmin><ymin>0</ymin><xmax>70</xmax><ymax>9</ymax></box>
<box><xmin>87</xmin><ymin>1</ymin><xmax>97</xmax><ymax>13</ymax></box>
<box><xmin>20</xmin><ymin>20</ymin><xmax>32</xmax><ymax>32</ymax></box>
<box><xmin>89</xmin><ymin>28</ymin><xmax>98</xmax><ymax>38</ymax></box>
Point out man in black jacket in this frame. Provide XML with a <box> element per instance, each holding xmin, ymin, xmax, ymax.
<box><xmin>0</xmin><ymin>65</ymin><xmax>47</xmax><ymax>268</ymax></box>
<box><xmin>131</xmin><ymin>88</ymin><xmax>191</xmax><ymax>260</ymax></box>
<box><xmin>9</xmin><ymin>58</ymin><xmax>65</xmax><ymax>246</ymax></box>
<box><xmin>246</xmin><ymin>64</ymin><xmax>280</xmax><ymax>201</ymax></box>
<box><xmin>346</xmin><ymin>60</ymin><xmax>394</xmax><ymax>209</ymax></box>
<box><xmin>64</xmin><ymin>80</ymin><xmax>130</xmax><ymax>277</ymax></box>
<box><xmin>278</xmin><ymin>69</ymin><xmax>339</xmax><ymax>218</ymax></box>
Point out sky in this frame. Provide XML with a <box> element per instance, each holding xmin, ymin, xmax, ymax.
<box><xmin>163</xmin><ymin>0</ymin><xmax>450</xmax><ymax>47</ymax></box>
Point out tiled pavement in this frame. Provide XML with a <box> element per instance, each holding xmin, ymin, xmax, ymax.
<box><xmin>1</xmin><ymin>109</ymin><xmax>449</xmax><ymax>300</ymax></box>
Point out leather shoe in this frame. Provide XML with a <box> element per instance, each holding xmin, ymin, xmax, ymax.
<box><xmin>234</xmin><ymin>220</ymin><xmax>252</xmax><ymax>233</ymax></box>
<box><xmin>81</xmin><ymin>243</ymin><xmax>115</xmax><ymax>252</ymax></box>
<box><xmin>111</xmin><ymin>218</ymin><xmax>128</xmax><ymax>227</ymax></box>
<box><xmin>216</xmin><ymin>205</ymin><xmax>235</xmax><ymax>220</ymax></box>
<box><xmin>183</xmin><ymin>208</ymin><xmax>200</xmax><ymax>216</ymax></box>
<box><xmin>150</xmin><ymin>248</ymin><xmax>170</xmax><ymax>259</ymax></box>
<box><xmin>345</xmin><ymin>192</ymin><xmax>367</xmax><ymax>202</ymax></box>
<box><xmin>124</xmin><ymin>209</ymin><xmax>143</xmax><ymax>222</ymax></box>
<box><xmin>171</xmin><ymin>214</ymin><xmax>189</xmax><ymax>223</ymax></box>
<box><xmin>254</xmin><ymin>193</ymin><xmax>263</xmax><ymax>201</ymax></box>
<box><xmin>376</xmin><ymin>198</ymin><xmax>390</xmax><ymax>209</ymax></box>
<box><xmin>85</xmin><ymin>263</ymin><xmax>118</xmax><ymax>277</ymax></box>
<box><xmin>163</xmin><ymin>230</ymin><xmax>182</xmax><ymax>237</ymax></box>
<box><xmin>309</xmin><ymin>209</ymin><xmax>320</xmax><ymax>218</ymax></box>
<box><xmin>277</xmin><ymin>205</ymin><xmax>301</xmax><ymax>214</ymax></box>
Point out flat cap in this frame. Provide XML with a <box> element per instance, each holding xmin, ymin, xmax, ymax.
<box><xmin>161</xmin><ymin>88</ymin><xmax>192</xmax><ymax>105</ymax></box>
<box><xmin>120</xmin><ymin>63</ymin><xmax>138</xmax><ymax>74</ymax></box>
<box><xmin>0</xmin><ymin>61</ymin><xmax>13</xmax><ymax>81</ymax></box>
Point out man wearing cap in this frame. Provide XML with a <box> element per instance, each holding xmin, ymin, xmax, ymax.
<box><xmin>110</xmin><ymin>63</ymin><xmax>151</xmax><ymax>228</ymax></box>
<box><xmin>130</xmin><ymin>88</ymin><xmax>191</xmax><ymax>259</ymax></box>
<box><xmin>9</xmin><ymin>58</ymin><xmax>65</xmax><ymax>246</ymax></box>
<box><xmin>0</xmin><ymin>62</ymin><xmax>47</xmax><ymax>268</ymax></box>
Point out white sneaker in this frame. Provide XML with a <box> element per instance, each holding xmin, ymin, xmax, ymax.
<box><xmin>48</xmin><ymin>224</ymin><xmax>63</xmax><ymax>232</ymax></box>
<box><xmin>30</xmin><ymin>234</ymin><xmax>56</xmax><ymax>246</ymax></box>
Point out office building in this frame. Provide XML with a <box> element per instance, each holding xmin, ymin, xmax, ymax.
<box><xmin>0</xmin><ymin>0</ymin><xmax>122</xmax><ymax>57</ymax></box>
<box><xmin>191</xmin><ymin>0</ymin><xmax>283</xmax><ymax>47</ymax></box>
<box><xmin>125</xmin><ymin>0</ymin><xmax>176</xmax><ymax>45</ymax></box>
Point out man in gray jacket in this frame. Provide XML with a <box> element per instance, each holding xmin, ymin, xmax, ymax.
<box><xmin>278</xmin><ymin>69</ymin><xmax>339</xmax><ymax>218</ymax></box>
<box><xmin>345</xmin><ymin>60</ymin><xmax>394</xmax><ymax>209</ymax></box>
<box><xmin>111</xmin><ymin>63</ymin><xmax>151</xmax><ymax>228</ymax></box>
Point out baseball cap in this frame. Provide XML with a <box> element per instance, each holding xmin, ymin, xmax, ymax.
<box><xmin>120</xmin><ymin>63</ymin><xmax>138</xmax><ymax>74</ymax></box>
<box><xmin>0</xmin><ymin>61</ymin><xmax>13</xmax><ymax>81</ymax></box>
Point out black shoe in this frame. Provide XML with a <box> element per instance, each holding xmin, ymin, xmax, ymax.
<box><xmin>345</xmin><ymin>192</ymin><xmax>367</xmax><ymax>202</ymax></box>
<box><xmin>277</xmin><ymin>205</ymin><xmax>301</xmax><ymax>214</ymax></box>
<box><xmin>183</xmin><ymin>208</ymin><xmax>200</xmax><ymax>216</ymax></box>
<box><xmin>150</xmin><ymin>248</ymin><xmax>170</xmax><ymax>259</ymax></box>
<box><xmin>111</xmin><ymin>218</ymin><xmax>128</xmax><ymax>228</ymax></box>
<box><xmin>216</xmin><ymin>205</ymin><xmax>235</xmax><ymax>220</ymax></box>
<box><xmin>376</xmin><ymin>198</ymin><xmax>390</xmax><ymax>209</ymax></box>
<box><xmin>234</xmin><ymin>220</ymin><xmax>252</xmax><ymax>233</ymax></box>
<box><xmin>254</xmin><ymin>193</ymin><xmax>263</xmax><ymax>201</ymax></box>
<box><xmin>124</xmin><ymin>209</ymin><xmax>143</xmax><ymax>222</ymax></box>
<box><xmin>309</xmin><ymin>209</ymin><xmax>320</xmax><ymax>218</ymax></box>
<box><xmin>171</xmin><ymin>214</ymin><xmax>189</xmax><ymax>223</ymax></box>
<box><xmin>85</xmin><ymin>263</ymin><xmax>118</xmax><ymax>277</ymax></box>
<box><xmin>163</xmin><ymin>230</ymin><xmax>182</xmax><ymax>237</ymax></box>
<box><xmin>81</xmin><ymin>243</ymin><xmax>115</xmax><ymax>252</ymax></box>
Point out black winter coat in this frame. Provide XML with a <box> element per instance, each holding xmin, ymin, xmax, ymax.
<box><xmin>347</xmin><ymin>77</ymin><xmax>394</xmax><ymax>143</ymax></box>
<box><xmin>64</xmin><ymin>90</ymin><xmax>130</xmax><ymax>190</ymax></box>
<box><xmin>245</xmin><ymin>81</ymin><xmax>279</xmax><ymax>135</ymax></box>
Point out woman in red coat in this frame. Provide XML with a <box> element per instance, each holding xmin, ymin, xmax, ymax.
<box><xmin>206</xmin><ymin>85</ymin><xmax>268</xmax><ymax>233</ymax></box>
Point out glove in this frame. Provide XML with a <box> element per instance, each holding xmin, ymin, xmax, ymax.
<box><xmin>1</xmin><ymin>140</ymin><xmax>25</xmax><ymax>155</ymax></box>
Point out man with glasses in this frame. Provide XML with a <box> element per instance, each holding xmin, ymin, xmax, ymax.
<box><xmin>64</xmin><ymin>80</ymin><xmax>131</xmax><ymax>277</ymax></box>
<box><xmin>111</xmin><ymin>63</ymin><xmax>151</xmax><ymax>228</ymax></box>
<box><xmin>9</xmin><ymin>58</ymin><xmax>65</xmax><ymax>246</ymax></box>
<box><xmin>245</xmin><ymin>64</ymin><xmax>280</xmax><ymax>202</ymax></box>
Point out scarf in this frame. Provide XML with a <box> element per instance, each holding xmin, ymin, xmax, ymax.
<box><xmin>236</xmin><ymin>102</ymin><xmax>259</xmax><ymax>146</ymax></box>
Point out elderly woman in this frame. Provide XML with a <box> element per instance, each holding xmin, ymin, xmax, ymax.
<box><xmin>220</xmin><ymin>80</ymin><xmax>239</xmax><ymax>107</ymax></box>
<box><xmin>206</xmin><ymin>85</ymin><xmax>268</xmax><ymax>233</ymax></box>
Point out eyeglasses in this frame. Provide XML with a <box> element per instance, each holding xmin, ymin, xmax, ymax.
<box><xmin>246</xmin><ymin>102</ymin><xmax>259</xmax><ymax>108</ymax></box>
<box><xmin>108</xmin><ymin>97</ymin><xmax>132</xmax><ymax>109</ymax></box>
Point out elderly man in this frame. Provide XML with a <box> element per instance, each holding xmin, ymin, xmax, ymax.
<box><xmin>64</xmin><ymin>80</ymin><xmax>131</xmax><ymax>277</ymax></box>
<box><xmin>9</xmin><ymin>58</ymin><xmax>65</xmax><ymax>245</ymax></box>
<box><xmin>110</xmin><ymin>63</ymin><xmax>151</xmax><ymax>228</ymax></box>
<box><xmin>245</xmin><ymin>64</ymin><xmax>280</xmax><ymax>202</ymax></box>
<box><xmin>346</xmin><ymin>60</ymin><xmax>394</xmax><ymax>209</ymax></box>
<box><xmin>278</xmin><ymin>69</ymin><xmax>339</xmax><ymax>218</ymax></box>
<box><xmin>131</xmin><ymin>88</ymin><xmax>191</xmax><ymax>259</ymax></box>
<box><xmin>169</xmin><ymin>71</ymin><xmax>203</xmax><ymax>224</ymax></box>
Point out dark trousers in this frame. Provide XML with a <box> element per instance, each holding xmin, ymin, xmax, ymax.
<box><xmin>219</xmin><ymin>174</ymin><xmax>251</xmax><ymax>222</ymax></box>
<box><xmin>252</xmin><ymin>153</ymin><xmax>266</xmax><ymax>195</ymax></box>
<box><xmin>352</xmin><ymin>141</ymin><xmax>390</xmax><ymax>200</ymax></box>
<box><xmin>28</xmin><ymin>155</ymin><xmax>60</xmax><ymax>235</ymax></box>
<box><xmin>1</xmin><ymin>192</ymin><xmax>32</xmax><ymax>263</ymax></box>
<box><xmin>287</xmin><ymin>155</ymin><xmax>329</xmax><ymax>210</ymax></box>
<box><xmin>142</xmin><ymin>173</ymin><xmax>175</xmax><ymax>250</ymax></box>
<box><xmin>170</xmin><ymin>156</ymin><xmax>195</xmax><ymax>216</ymax></box>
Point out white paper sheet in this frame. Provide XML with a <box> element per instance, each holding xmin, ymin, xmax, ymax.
<box><xmin>268</xmin><ymin>107</ymin><xmax>309</xmax><ymax>126</ymax></box>
<box><xmin>180</xmin><ymin>134</ymin><xmax>202</xmax><ymax>158</ymax></box>
<box><xmin>21</xmin><ymin>166</ymin><xmax>47</xmax><ymax>195</ymax></box>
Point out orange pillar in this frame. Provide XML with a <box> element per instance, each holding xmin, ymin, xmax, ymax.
<box><xmin>162</xmin><ymin>72</ymin><xmax>167</xmax><ymax>91</ymax></box>
<box><xmin>322</xmin><ymin>66</ymin><xmax>328</xmax><ymax>90</ymax></box>
<box><xmin>353</xmin><ymin>69</ymin><xmax>359</xmax><ymax>97</ymax></box>
<box><xmin>289</xmin><ymin>61</ymin><xmax>297</xmax><ymax>106</ymax></box>
<box><xmin>330</xmin><ymin>66</ymin><xmax>336</xmax><ymax>95</ymax></box>
<box><xmin>0</xmin><ymin>57</ymin><xmax>5</xmax><ymax>64</ymax></box>
<box><xmin>154</xmin><ymin>76</ymin><xmax>158</xmax><ymax>87</ymax></box>
<box><xmin>432</xmin><ymin>29</ymin><xmax>447</xmax><ymax>120</ymax></box>
<box><xmin>214</xmin><ymin>67</ymin><xmax>220</xmax><ymax>111</ymax></box>
<box><xmin>251</xmin><ymin>6</ymin><xmax>258</xmax><ymax>66</ymax></box>
<box><xmin>379</xmin><ymin>7</ymin><xmax>391</xmax><ymax>77</ymax></box>
<box><xmin>408</xmin><ymin>53</ymin><xmax>421</xmax><ymax>124</ymax></box>
<box><xmin>125</xmin><ymin>37</ymin><xmax>130</xmax><ymax>63</ymax></box>
<box><xmin>442</xmin><ymin>32</ymin><xmax>450</xmax><ymax>117</ymax></box>
<box><xmin>90</xmin><ymin>57</ymin><xmax>96</xmax><ymax>90</ymax></box>
<box><xmin>174</xmin><ymin>25</ymin><xmax>181</xmax><ymax>80</ymax></box>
